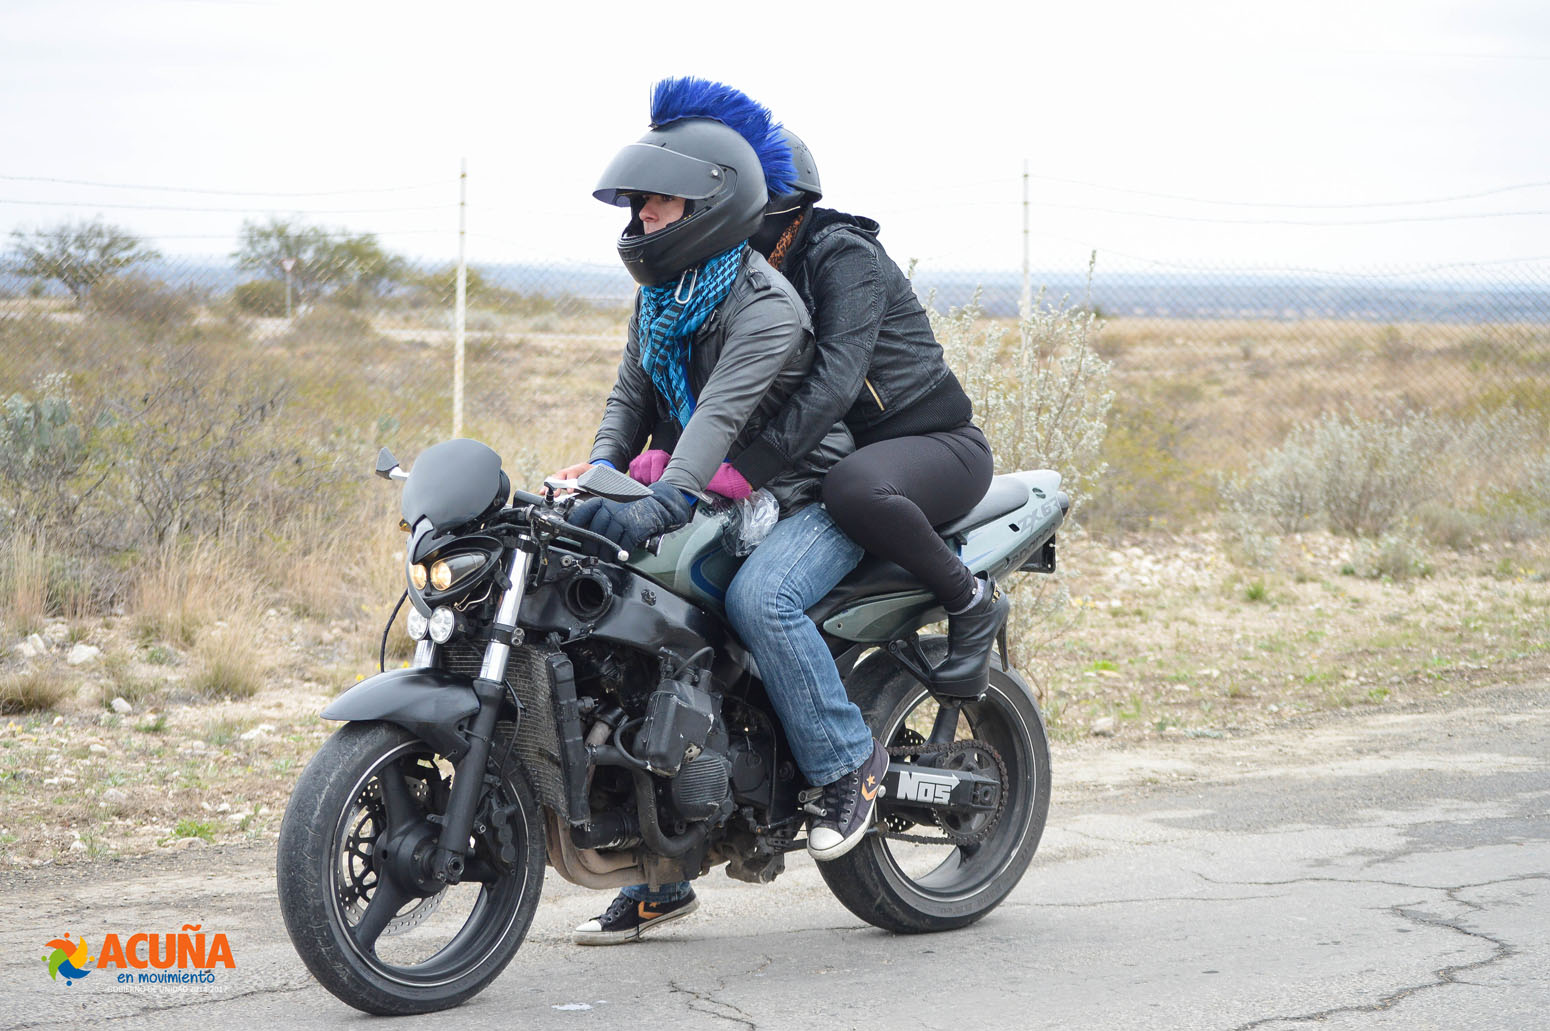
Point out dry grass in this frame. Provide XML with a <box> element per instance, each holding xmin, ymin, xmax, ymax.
<box><xmin>186</xmin><ymin>628</ymin><xmax>268</xmax><ymax>700</ymax></box>
<box><xmin>0</xmin><ymin>669</ymin><xmax>71</xmax><ymax>714</ymax></box>
<box><xmin>130</xmin><ymin>540</ymin><xmax>260</xmax><ymax>648</ymax></box>
<box><xmin>1088</xmin><ymin>316</ymin><xmax>1549</xmax><ymax>473</ymax></box>
<box><xmin>1</xmin><ymin>532</ymin><xmax>53</xmax><ymax>636</ymax></box>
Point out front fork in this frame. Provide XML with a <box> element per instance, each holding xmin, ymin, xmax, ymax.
<box><xmin>427</xmin><ymin>541</ymin><xmax>535</xmax><ymax>884</ymax></box>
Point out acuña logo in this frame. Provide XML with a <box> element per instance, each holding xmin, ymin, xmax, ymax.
<box><xmin>42</xmin><ymin>924</ymin><xmax>236</xmax><ymax>986</ymax></box>
<box><xmin>42</xmin><ymin>933</ymin><xmax>94</xmax><ymax>986</ymax></box>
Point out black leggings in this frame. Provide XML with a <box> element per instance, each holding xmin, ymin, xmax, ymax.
<box><xmin>821</xmin><ymin>424</ymin><xmax>994</xmax><ymax>611</ymax></box>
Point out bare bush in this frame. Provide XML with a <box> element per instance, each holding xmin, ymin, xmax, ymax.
<box><xmin>933</xmin><ymin>285</ymin><xmax>1113</xmax><ymax>508</ymax></box>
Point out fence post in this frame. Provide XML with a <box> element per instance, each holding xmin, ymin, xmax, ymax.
<box><xmin>453</xmin><ymin>159</ymin><xmax>467</xmax><ymax>439</ymax></box>
<box><xmin>1020</xmin><ymin>158</ymin><xmax>1031</xmax><ymax>320</ymax></box>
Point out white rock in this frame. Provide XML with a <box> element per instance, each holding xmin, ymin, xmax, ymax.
<box><xmin>1091</xmin><ymin>717</ymin><xmax>1117</xmax><ymax>737</ymax></box>
<box><xmin>66</xmin><ymin>644</ymin><xmax>102</xmax><ymax>667</ymax></box>
<box><xmin>42</xmin><ymin>622</ymin><xmax>70</xmax><ymax>646</ymax></box>
<box><xmin>18</xmin><ymin>634</ymin><xmax>47</xmax><ymax>659</ymax></box>
<box><xmin>102</xmin><ymin>787</ymin><xmax>128</xmax><ymax>802</ymax></box>
<box><xmin>69</xmin><ymin>838</ymin><xmax>89</xmax><ymax>853</ymax></box>
<box><xmin>88</xmin><ymin>743</ymin><xmax>109</xmax><ymax>756</ymax></box>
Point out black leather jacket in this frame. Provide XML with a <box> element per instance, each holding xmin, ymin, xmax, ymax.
<box><xmin>733</xmin><ymin>208</ymin><xmax>973</xmax><ymax>488</ymax></box>
<box><xmin>588</xmin><ymin>248</ymin><xmax>853</xmax><ymax>514</ymax></box>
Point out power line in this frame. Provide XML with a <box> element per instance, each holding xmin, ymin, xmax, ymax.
<box><xmin>874</xmin><ymin>195</ymin><xmax>1550</xmax><ymax>226</ymax></box>
<box><xmin>1020</xmin><ymin>173</ymin><xmax>1550</xmax><ymax>210</ymax></box>
<box><xmin>0</xmin><ymin>197</ymin><xmax>457</xmax><ymax>215</ymax></box>
<box><xmin>0</xmin><ymin>173</ymin><xmax>454</xmax><ymax>197</ymax></box>
<box><xmin>928</xmin><ymin>171</ymin><xmax>1550</xmax><ymax>211</ymax></box>
<box><xmin>1024</xmin><ymin>200</ymin><xmax>1550</xmax><ymax>227</ymax></box>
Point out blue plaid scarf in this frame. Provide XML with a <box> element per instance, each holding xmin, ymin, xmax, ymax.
<box><xmin>636</xmin><ymin>244</ymin><xmax>746</xmax><ymax>429</ymax></box>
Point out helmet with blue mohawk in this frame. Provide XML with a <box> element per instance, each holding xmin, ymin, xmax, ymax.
<box><xmin>595</xmin><ymin>77</ymin><xmax>797</xmax><ymax>285</ymax></box>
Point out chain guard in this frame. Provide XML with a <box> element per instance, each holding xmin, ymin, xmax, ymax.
<box><xmin>878</xmin><ymin>738</ymin><xmax>1009</xmax><ymax>848</ymax></box>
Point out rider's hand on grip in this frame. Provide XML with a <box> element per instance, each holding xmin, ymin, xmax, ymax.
<box><xmin>566</xmin><ymin>481</ymin><xmax>692</xmax><ymax>556</ymax></box>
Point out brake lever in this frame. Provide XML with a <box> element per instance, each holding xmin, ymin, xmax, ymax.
<box><xmin>531</xmin><ymin>506</ymin><xmax>630</xmax><ymax>563</ymax></box>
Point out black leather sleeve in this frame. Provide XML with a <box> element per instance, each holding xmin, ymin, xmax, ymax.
<box><xmin>731</xmin><ymin>231</ymin><xmax>884</xmax><ymax>487</ymax></box>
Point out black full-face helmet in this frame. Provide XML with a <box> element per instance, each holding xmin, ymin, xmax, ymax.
<box><xmin>595</xmin><ymin>118</ymin><xmax>768</xmax><ymax>286</ymax></box>
<box><xmin>765</xmin><ymin>128</ymin><xmax>822</xmax><ymax>215</ymax></box>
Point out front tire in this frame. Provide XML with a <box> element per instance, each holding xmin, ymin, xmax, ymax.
<box><xmin>820</xmin><ymin>641</ymin><xmax>1051</xmax><ymax>933</ymax></box>
<box><xmin>277</xmin><ymin>721</ymin><xmax>545</xmax><ymax>1014</ymax></box>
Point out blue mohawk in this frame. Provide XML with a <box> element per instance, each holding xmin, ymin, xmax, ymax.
<box><xmin>649</xmin><ymin>76</ymin><xmax>797</xmax><ymax>199</ymax></box>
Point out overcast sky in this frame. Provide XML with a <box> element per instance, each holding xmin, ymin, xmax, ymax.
<box><xmin>3</xmin><ymin>0</ymin><xmax>1548</xmax><ymax>278</ymax></box>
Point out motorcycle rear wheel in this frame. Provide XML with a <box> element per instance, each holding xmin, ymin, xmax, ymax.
<box><xmin>277</xmin><ymin>721</ymin><xmax>544</xmax><ymax>1014</ymax></box>
<box><xmin>819</xmin><ymin>641</ymin><xmax>1050</xmax><ymax>933</ymax></box>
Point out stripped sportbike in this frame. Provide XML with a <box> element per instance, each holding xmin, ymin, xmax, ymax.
<box><xmin>276</xmin><ymin>439</ymin><xmax>1068</xmax><ymax>1014</ymax></box>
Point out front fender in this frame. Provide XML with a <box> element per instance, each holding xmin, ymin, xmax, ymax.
<box><xmin>321</xmin><ymin>666</ymin><xmax>480</xmax><ymax>760</ymax></box>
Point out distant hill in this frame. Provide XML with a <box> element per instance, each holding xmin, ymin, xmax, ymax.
<box><xmin>4</xmin><ymin>258</ymin><xmax>1547</xmax><ymax>323</ymax></box>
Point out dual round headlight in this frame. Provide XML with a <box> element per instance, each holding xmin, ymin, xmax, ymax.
<box><xmin>427</xmin><ymin>606</ymin><xmax>457</xmax><ymax>643</ymax></box>
<box><xmin>410</xmin><ymin>552</ymin><xmax>487</xmax><ymax>594</ymax></box>
<box><xmin>405</xmin><ymin>605</ymin><xmax>457</xmax><ymax>643</ymax></box>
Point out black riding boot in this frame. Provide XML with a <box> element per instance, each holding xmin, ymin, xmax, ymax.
<box><xmin>931</xmin><ymin>577</ymin><xmax>1009</xmax><ymax>698</ymax></box>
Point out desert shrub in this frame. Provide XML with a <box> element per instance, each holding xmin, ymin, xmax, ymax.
<box><xmin>1227</xmin><ymin>404</ymin><xmax>1550</xmax><ymax>557</ymax></box>
<box><xmin>1349</xmin><ymin>533</ymin><xmax>1433</xmax><ymax>581</ymax></box>
<box><xmin>232</xmin><ymin>279</ymin><xmax>289</xmax><ymax>317</ymax></box>
<box><xmin>0</xmin><ymin>376</ymin><xmax>101</xmax><ymax>539</ymax></box>
<box><xmin>1228</xmin><ymin>431</ymin><xmax>1324</xmax><ymax>535</ymax></box>
<box><xmin>85</xmin><ymin>274</ymin><xmax>195</xmax><ymax>327</ymax></box>
<box><xmin>1311</xmin><ymin>411</ymin><xmax>1441</xmax><ymax>537</ymax></box>
<box><xmin>933</xmin><ymin>285</ymin><xmax>1113</xmax><ymax>509</ymax></box>
<box><xmin>1227</xmin><ymin>409</ymin><xmax>1437</xmax><ymax>541</ymax></box>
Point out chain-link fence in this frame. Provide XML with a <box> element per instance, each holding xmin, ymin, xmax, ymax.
<box><xmin>3</xmin><ymin>220</ymin><xmax>1549</xmax><ymax>612</ymax></box>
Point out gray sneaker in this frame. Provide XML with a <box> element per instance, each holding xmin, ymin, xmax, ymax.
<box><xmin>803</xmin><ymin>739</ymin><xmax>889</xmax><ymax>861</ymax></box>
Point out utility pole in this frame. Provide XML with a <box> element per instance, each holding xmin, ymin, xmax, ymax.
<box><xmin>1020</xmin><ymin>159</ymin><xmax>1031</xmax><ymax>320</ymax></box>
<box><xmin>453</xmin><ymin>159</ymin><xmax>467</xmax><ymax>439</ymax></box>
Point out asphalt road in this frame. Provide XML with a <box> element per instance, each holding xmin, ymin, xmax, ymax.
<box><xmin>4</xmin><ymin>681</ymin><xmax>1546</xmax><ymax>1030</ymax></box>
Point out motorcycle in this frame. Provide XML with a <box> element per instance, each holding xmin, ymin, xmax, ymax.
<box><xmin>276</xmin><ymin>438</ymin><xmax>1068</xmax><ymax>1014</ymax></box>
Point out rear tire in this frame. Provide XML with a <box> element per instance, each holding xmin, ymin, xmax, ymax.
<box><xmin>819</xmin><ymin>640</ymin><xmax>1050</xmax><ymax>933</ymax></box>
<box><xmin>277</xmin><ymin>721</ymin><xmax>545</xmax><ymax>1014</ymax></box>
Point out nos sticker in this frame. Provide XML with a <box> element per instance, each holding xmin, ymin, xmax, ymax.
<box><xmin>894</xmin><ymin>770</ymin><xmax>956</xmax><ymax>805</ymax></box>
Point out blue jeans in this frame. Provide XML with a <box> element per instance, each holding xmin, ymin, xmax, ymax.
<box><xmin>615</xmin><ymin>505</ymin><xmax>872</xmax><ymax>905</ymax></box>
<box><xmin>623</xmin><ymin>881</ymin><xmax>692</xmax><ymax>903</ymax></box>
<box><xmin>725</xmin><ymin>502</ymin><xmax>873</xmax><ymax>786</ymax></box>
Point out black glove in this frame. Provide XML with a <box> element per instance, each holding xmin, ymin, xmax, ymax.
<box><xmin>567</xmin><ymin>481</ymin><xmax>694</xmax><ymax>555</ymax></box>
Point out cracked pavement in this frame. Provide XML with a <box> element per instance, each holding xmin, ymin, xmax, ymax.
<box><xmin>3</xmin><ymin>680</ymin><xmax>1546</xmax><ymax>1030</ymax></box>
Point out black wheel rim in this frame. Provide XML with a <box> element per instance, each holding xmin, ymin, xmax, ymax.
<box><xmin>326</xmin><ymin>740</ymin><xmax>532</xmax><ymax>987</ymax></box>
<box><xmin>873</xmin><ymin>682</ymin><xmax>1038</xmax><ymax>904</ymax></box>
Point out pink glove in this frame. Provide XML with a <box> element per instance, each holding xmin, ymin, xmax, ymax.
<box><xmin>628</xmin><ymin>449</ymin><xmax>671</xmax><ymax>485</ymax></box>
<box><xmin>705</xmin><ymin>462</ymin><xmax>752</xmax><ymax>501</ymax></box>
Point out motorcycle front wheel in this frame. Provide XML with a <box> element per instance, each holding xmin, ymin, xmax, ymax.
<box><xmin>277</xmin><ymin>721</ymin><xmax>545</xmax><ymax>1014</ymax></box>
<box><xmin>820</xmin><ymin>641</ymin><xmax>1051</xmax><ymax>933</ymax></box>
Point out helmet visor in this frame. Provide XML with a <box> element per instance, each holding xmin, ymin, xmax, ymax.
<box><xmin>594</xmin><ymin>142</ymin><xmax>727</xmax><ymax>206</ymax></box>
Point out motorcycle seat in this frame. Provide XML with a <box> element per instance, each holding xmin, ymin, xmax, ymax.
<box><xmin>935</xmin><ymin>475</ymin><xmax>1034</xmax><ymax>539</ymax></box>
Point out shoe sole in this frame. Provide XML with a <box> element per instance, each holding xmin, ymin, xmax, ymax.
<box><xmin>572</xmin><ymin>897</ymin><xmax>700</xmax><ymax>946</ymax></box>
